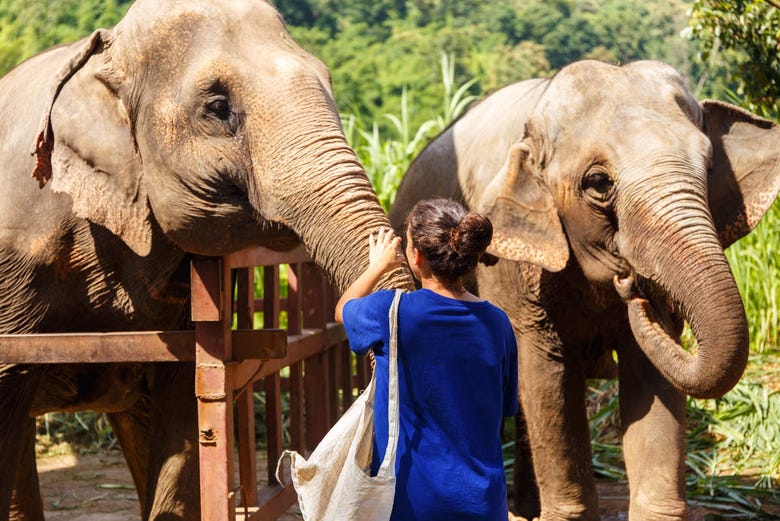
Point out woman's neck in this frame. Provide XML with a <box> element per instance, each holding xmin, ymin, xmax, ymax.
<box><xmin>420</xmin><ymin>277</ymin><xmax>482</xmax><ymax>302</ymax></box>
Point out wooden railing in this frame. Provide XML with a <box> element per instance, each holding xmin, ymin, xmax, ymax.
<box><xmin>0</xmin><ymin>245</ymin><xmax>370</xmax><ymax>520</ymax></box>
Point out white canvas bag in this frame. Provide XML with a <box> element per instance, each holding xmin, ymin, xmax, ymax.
<box><xmin>276</xmin><ymin>289</ymin><xmax>402</xmax><ymax>521</ymax></box>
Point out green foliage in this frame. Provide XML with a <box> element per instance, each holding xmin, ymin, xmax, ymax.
<box><xmin>0</xmin><ymin>0</ymin><xmax>701</xmax><ymax>137</ymax></box>
<box><xmin>36</xmin><ymin>411</ymin><xmax>116</xmax><ymax>456</ymax></box>
<box><xmin>587</xmin><ymin>376</ymin><xmax>780</xmax><ymax>516</ymax></box>
<box><xmin>514</xmin><ymin>0</ymin><xmax>691</xmax><ymax>70</ymax></box>
<box><xmin>688</xmin><ymin>0</ymin><xmax>780</xmax><ymax>115</ymax></box>
<box><xmin>345</xmin><ymin>53</ymin><xmax>476</xmax><ymax>211</ymax></box>
<box><xmin>687</xmin><ymin>3</ymin><xmax>780</xmax><ymax>355</ymax></box>
<box><xmin>687</xmin><ymin>380</ymin><xmax>780</xmax><ymax>488</ymax></box>
<box><xmin>726</xmin><ymin>200</ymin><xmax>780</xmax><ymax>353</ymax></box>
<box><xmin>283</xmin><ymin>0</ymin><xmax>692</xmax><ymax>130</ymax></box>
<box><xmin>0</xmin><ymin>0</ymin><xmax>131</xmax><ymax>76</ymax></box>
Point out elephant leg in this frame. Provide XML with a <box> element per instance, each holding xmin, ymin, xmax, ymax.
<box><xmin>520</xmin><ymin>335</ymin><xmax>599</xmax><ymax>521</ymax></box>
<box><xmin>618</xmin><ymin>342</ymin><xmax>687</xmax><ymax>520</ymax></box>
<box><xmin>9</xmin><ymin>419</ymin><xmax>43</xmax><ymax>521</ymax></box>
<box><xmin>145</xmin><ymin>363</ymin><xmax>200</xmax><ymax>521</ymax></box>
<box><xmin>512</xmin><ymin>408</ymin><xmax>540</xmax><ymax>519</ymax></box>
<box><xmin>0</xmin><ymin>365</ymin><xmax>42</xmax><ymax>521</ymax></box>
<box><xmin>107</xmin><ymin>393</ymin><xmax>153</xmax><ymax>518</ymax></box>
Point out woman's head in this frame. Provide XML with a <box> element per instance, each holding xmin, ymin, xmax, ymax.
<box><xmin>405</xmin><ymin>198</ymin><xmax>493</xmax><ymax>284</ymax></box>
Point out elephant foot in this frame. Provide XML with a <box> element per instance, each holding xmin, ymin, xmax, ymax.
<box><xmin>628</xmin><ymin>500</ymin><xmax>687</xmax><ymax>521</ymax></box>
<box><xmin>536</xmin><ymin>505</ymin><xmax>600</xmax><ymax>521</ymax></box>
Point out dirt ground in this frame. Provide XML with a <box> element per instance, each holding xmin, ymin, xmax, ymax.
<box><xmin>37</xmin><ymin>450</ymin><xmax>303</xmax><ymax>521</ymax></box>
<box><xmin>37</xmin><ymin>449</ymin><xmax>776</xmax><ymax>521</ymax></box>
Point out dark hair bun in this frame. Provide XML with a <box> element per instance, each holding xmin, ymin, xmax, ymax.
<box><xmin>451</xmin><ymin>213</ymin><xmax>493</xmax><ymax>257</ymax></box>
<box><xmin>407</xmin><ymin>198</ymin><xmax>495</xmax><ymax>283</ymax></box>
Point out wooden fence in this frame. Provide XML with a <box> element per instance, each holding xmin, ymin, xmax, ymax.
<box><xmin>0</xmin><ymin>245</ymin><xmax>370</xmax><ymax>520</ymax></box>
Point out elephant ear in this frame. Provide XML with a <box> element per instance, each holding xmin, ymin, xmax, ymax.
<box><xmin>32</xmin><ymin>29</ymin><xmax>152</xmax><ymax>257</ymax></box>
<box><xmin>477</xmin><ymin>142</ymin><xmax>569</xmax><ymax>272</ymax></box>
<box><xmin>703</xmin><ymin>99</ymin><xmax>780</xmax><ymax>249</ymax></box>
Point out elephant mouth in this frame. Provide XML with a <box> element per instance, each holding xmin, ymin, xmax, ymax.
<box><xmin>613</xmin><ymin>273</ymin><xmax>685</xmax><ymax>338</ymax></box>
<box><xmin>251</xmin><ymin>218</ymin><xmax>302</xmax><ymax>251</ymax></box>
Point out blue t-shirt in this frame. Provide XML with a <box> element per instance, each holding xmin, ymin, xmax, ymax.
<box><xmin>343</xmin><ymin>288</ymin><xmax>519</xmax><ymax>521</ymax></box>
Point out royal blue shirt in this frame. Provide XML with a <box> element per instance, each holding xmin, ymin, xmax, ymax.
<box><xmin>343</xmin><ymin>288</ymin><xmax>519</xmax><ymax>521</ymax></box>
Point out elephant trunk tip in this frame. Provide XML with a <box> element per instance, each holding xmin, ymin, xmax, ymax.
<box><xmin>625</xmin><ymin>291</ymin><xmax>750</xmax><ymax>400</ymax></box>
<box><xmin>684</xmin><ymin>319</ymin><xmax>749</xmax><ymax>399</ymax></box>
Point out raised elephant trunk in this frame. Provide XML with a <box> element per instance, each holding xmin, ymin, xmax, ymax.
<box><xmin>245</xmin><ymin>85</ymin><xmax>413</xmax><ymax>294</ymax></box>
<box><xmin>615</xmin><ymin>177</ymin><xmax>749</xmax><ymax>399</ymax></box>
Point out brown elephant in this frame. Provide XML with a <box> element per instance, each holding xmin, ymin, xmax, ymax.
<box><xmin>0</xmin><ymin>1</ymin><xmax>411</xmax><ymax>519</ymax></box>
<box><xmin>389</xmin><ymin>60</ymin><xmax>780</xmax><ymax>521</ymax></box>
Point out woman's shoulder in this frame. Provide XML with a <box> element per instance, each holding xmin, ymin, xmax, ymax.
<box><xmin>343</xmin><ymin>289</ymin><xmax>396</xmax><ymax>321</ymax></box>
<box><xmin>411</xmin><ymin>289</ymin><xmax>501</xmax><ymax>309</ymax></box>
<box><xmin>466</xmin><ymin>298</ymin><xmax>514</xmax><ymax>332</ymax></box>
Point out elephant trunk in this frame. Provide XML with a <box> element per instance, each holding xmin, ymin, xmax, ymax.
<box><xmin>247</xmin><ymin>94</ymin><xmax>413</xmax><ymax>294</ymax></box>
<box><xmin>616</xmin><ymin>178</ymin><xmax>749</xmax><ymax>399</ymax></box>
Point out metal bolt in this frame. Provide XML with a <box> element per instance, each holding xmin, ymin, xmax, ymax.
<box><xmin>199</xmin><ymin>428</ymin><xmax>216</xmax><ymax>444</ymax></box>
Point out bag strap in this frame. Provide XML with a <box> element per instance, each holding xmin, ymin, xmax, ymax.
<box><xmin>275</xmin><ymin>449</ymin><xmax>293</xmax><ymax>485</ymax></box>
<box><xmin>377</xmin><ymin>289</ymin><xmax>403</xmax><ymax>478</ymax></box>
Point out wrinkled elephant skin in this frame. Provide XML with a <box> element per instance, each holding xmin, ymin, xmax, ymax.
<box><xmin>390</xmin><ymin>60</ymin><xmax>780</xmax><ymax>521</ymax></box>
<box><xmin>0</xmin><ymin>1</ymin><xmax>411</xmax><ymax>520</ymax></box>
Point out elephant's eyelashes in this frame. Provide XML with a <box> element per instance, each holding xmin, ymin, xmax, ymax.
<box><xmin>582</xmin><ymin>170</ymin><xmax>615</xmax><ymax>203</ymax></box>
<box><xmin>203</xmin><ymin>94</ymin><xmax>241</xmax><ymax>135</ymax></box>
<box><xmin>206</xmin><ymin>96</ymin><xmax>231</xmax><ymax>121</ymax></box>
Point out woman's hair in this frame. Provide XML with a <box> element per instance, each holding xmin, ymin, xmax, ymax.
<box><xmin>406</xmin><ymin>198</ymin><xmax>495</xmax><ymax>283</ymax></box>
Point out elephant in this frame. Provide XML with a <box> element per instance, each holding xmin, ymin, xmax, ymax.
<box><xmin>0</xmin><ymin>0</ymin><xmax>412</xmax><ymax>519</ymax></box>
<box><xmin>389</xmin><ymin>60</ymin><xmax>780</xmax><ymax>521</ymax></box>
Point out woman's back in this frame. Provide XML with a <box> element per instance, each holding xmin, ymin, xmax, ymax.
<box><xmin>336</xmin><ymin>197</ymin><xmax>518</xmax><ymax>520</ymax></box>
<box><xmin>343</xmin><ymin>288</ymin><xmax>518</xmax><ymax>520</ymax></box>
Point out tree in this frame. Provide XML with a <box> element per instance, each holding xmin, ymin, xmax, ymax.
<box><xmin>0</xmin><ymin>0</ymin><xmax>131</xmax><ymax>76</ymax></box>
<box><xmin>688</xmin><ymin>0</ymin><xmax>780</xmax><ymax>115</ymax></box>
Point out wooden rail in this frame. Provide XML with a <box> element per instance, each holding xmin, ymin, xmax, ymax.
<box><xmin>0</xmin><ymin>245</ymin><xmax>371</xmax><ymax>520</ymax></box>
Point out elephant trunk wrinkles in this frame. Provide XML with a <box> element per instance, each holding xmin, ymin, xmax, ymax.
<box><xmin>248</xmin><ymin>105</ymin><xmax>413</xmax><ymax>294</ymax></box>
<box><xmin>618</xmin><ymin>182</ymin><xmax>749</xmax><ymax>399</ymax></box>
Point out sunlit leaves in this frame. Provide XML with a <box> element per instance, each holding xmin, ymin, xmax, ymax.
<box><xmin>0</xmin><ymin>0</ymin><xmax>131</xmax><ymax>76</ymax></box>
<box><xmin>688</xmin><ymin>0</ymin><xmax>780</xmax><ymax>116</ymax></box>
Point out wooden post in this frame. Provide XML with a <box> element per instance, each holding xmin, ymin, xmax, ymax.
<box><xmin>287</xmin><ymin>264</ymin><xmax>306</xmax><ymax>453</ymax></box>
<box><xmin>263</xmin><ymin>266</ymin><xmax>283</xmax><ymax>485</ymax></box>
<box><xmin>328</xmin><ymin>347</ymin><xmax>339</xmax><ymax>419</ymax></box>
<box><xmin>340</xmin><ymin>339</ymin><xmax>353</xmax><ymax>411</ymax></box>
<box><xmin>235</xmin><ymin>268</ymin><xmax>258</xmax><ymax>506</ymax></box>
<box><xmin>301</xmin><ymin>263</ymin><xmax>330</xmax><ymax>450</ymax></box>
<box><xmin>192</xmin><ymin>258</ymin><xmax>236</xmax><ymax>521</ymax></box>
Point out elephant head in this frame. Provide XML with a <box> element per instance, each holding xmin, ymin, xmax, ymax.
<box><xmin>30</xmin><ymin>0</ymin><xmax>411</xmax><ymax>293</ymax></box>
<box><xmin>478</xmin><ymin>60</ymin><xmax>780</xmax><ymax>398</ymax></box>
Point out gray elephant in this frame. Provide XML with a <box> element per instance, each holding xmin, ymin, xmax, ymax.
<box><xmin>0</xmin><ymin>0</ymin><xmax>411</xmax><ymax>519</ymax></box>
<box><xmin>389</xmin><ymin>60</ymin><xmax>780</xmax><ymax>521</ymax></box>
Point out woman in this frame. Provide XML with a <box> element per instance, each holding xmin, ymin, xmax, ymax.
<box><xmin>335</xmin><ymin>198</ymin><xmax>518</xmax><ymax>520</ymax></box>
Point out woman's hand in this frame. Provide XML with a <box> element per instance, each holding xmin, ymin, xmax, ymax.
<box><xmin>335</xmin><ymin>227</ymin><xmax>405</xmax><ymax>323</ymax></box>
<box><xmin>368</xmin><ymin>228</ymin><xmax>404</xmax><ymax>274</ymax></box>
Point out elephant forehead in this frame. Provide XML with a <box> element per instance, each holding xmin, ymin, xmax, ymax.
<box><xmin>540</xmin><ymin>60</ymin><xmax>697</xmax><ymax>124</ymax></box>
<box><xmin>124</xmin><ymin>0</ymin><xmax>280</xmax><ymax>30</ymax></box>
<box><xmin>535</xmin><ymin>94</ymin><xmax>707</xmax><ymax>162</ymax></box>
<box><xmin>119</xmin><ymin>0</ymin><xmax>285</xmax><ymax>60</ymax></box>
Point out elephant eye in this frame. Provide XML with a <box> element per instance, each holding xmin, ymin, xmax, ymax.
<box><xmin>582</xmin><ymin>170</ymin><xmax>615</xmax><ymax>202</ymax></box>
<box><xmin>206</xmin><ymin>95</ymin><xmax>232</xmax><ymax>121</ymax></box>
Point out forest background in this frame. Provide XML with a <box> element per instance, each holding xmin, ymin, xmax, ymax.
<box><xmin>1</xmin><ymin>0</ymin><xmax>779</xmax><ymax>516</ymax></box>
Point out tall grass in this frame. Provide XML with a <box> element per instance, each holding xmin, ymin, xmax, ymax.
<box><xmin>726</xmin><ymin>199</ymin><xmax>780</xmax><ymax>353</ymax></box>
<box><xmin>345</xmin><ymin>53</ymin><xmax>477</xmax><ymax>211</ymax></box>
<box><xmin>588</xmin><ymin>378</ymin><xmax>780</xmax><ymax>517</ymax></box>
<box><xmin>342</xmin><ymin>89</ymin><xmax>438</xmax><ymax>211</ymax></box>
